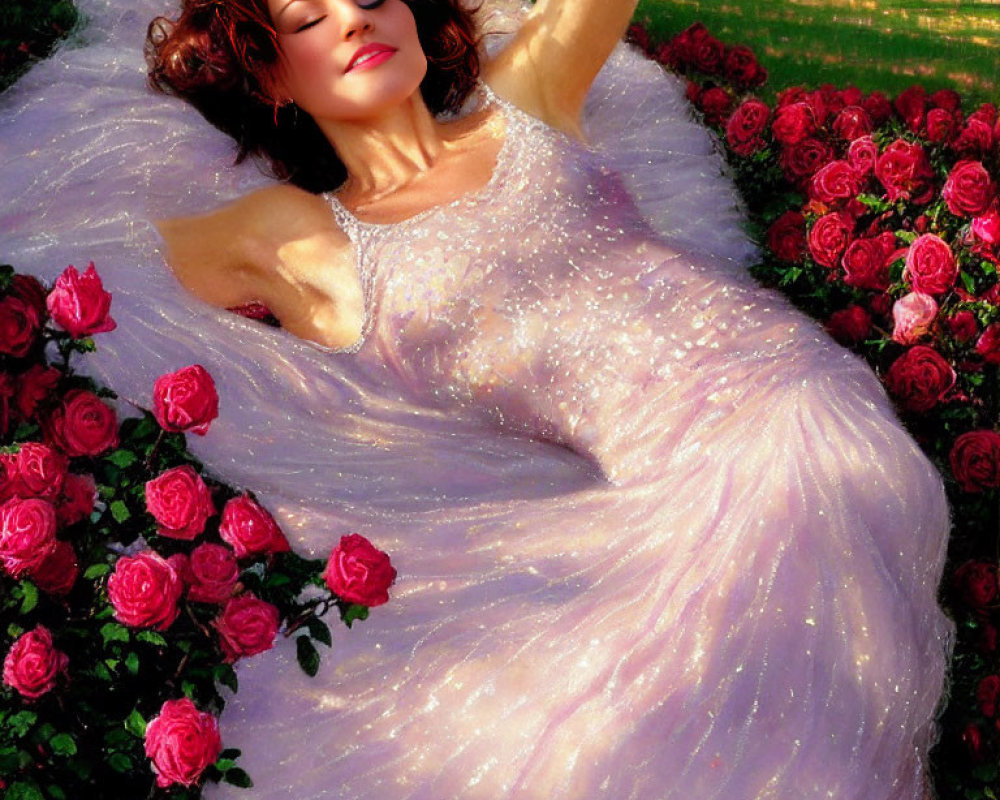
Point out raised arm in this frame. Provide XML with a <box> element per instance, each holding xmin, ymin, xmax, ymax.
<box><xmin>483</xmin><ymin>0</ymin><xmax>641</xmax><ymax>138</ymax></box>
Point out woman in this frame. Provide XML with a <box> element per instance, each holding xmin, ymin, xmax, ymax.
<box><xmin>2</xmin><ymin>0</ymin><xmax>951</xmax><ymax>797</ymax></box>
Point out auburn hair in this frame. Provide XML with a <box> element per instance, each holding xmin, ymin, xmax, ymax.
<box><xmin>147</xmin><ymin>0</ymin><xmax>481</xmax><ymax>192</ymax></box>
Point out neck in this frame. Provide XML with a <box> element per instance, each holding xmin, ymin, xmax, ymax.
<box><xmin>318</xmin><ymin>95</ymin><xmax>447</xmax><ymax>204</ymax></box>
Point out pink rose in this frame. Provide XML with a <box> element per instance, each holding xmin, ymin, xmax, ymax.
<box><xmin>323</xmin><ymin>533</ymin><xmax>397</xmax><ymax>607</ymax></box>
<box><xmin>218</xmin><ymin>494</ymin><xmax>290</xmax><ymax>558</ymax></box>
<box><xmin>152</xmin><ymin>365</ymin><xmax>219</xmax><ymax>436</ymax></box>
<box><xmin>903</xmin><ymin>234</ymin><xmax>958</xmax><ymax>296</ymax></box>
<box><xmin>954</xmin><ymin>560</ymin><xmax>999</xmax><ymax>608</ymax></box>
<box><xmin>14</xmin><ymin>442</ymin><xmax>68</xmax><ymax>501</ymax></box>
<box><xmin>16</xmin><ymin>365</ymin><xmax>60</xmax><ymax>421</ymax></box>
<box><xmin>766</xmin><ymin>211</ymin><xmax>807</xmax><ymax>264</ymax></box>
<box><xmin>972</xmin><ymin>207</ymin><xmax>1000</xmax><ymax>245</ymax></box>
<box><xmin>45</xmin><ymin>262</ymin><xmax>116</xmax><ymax>339</ymax></box>
<box><xmin>975</xmin><ymin>323</ymin><xmax>1000</xmax><ymax>364</ymax></box>
<box><xmin>824</xmin><ymin>305</ymin><xmax>871</xmax><ymax>347</ymax></box>
<box><xmin>55</xmin><ymin>472</ymin><xmax>96</xmax><ymax>528</ymax></box>
<box><xmin>45</xmin><ymin>389</ymin><xmax>119</xmax><ymax>457</ymax></box>
<box><xmin>107</xmin><ymin>551</ymin><xmax>183</xmax><ymax>630</ymax></box>
<box><xmin>28</xmin><ymin>539</ymin><xmax>78</xmax><ymax>596</ymax></box>
<box><xmin>213</xmin><ymin>593</ymin><xmax>280</xmax><ymax>662</ymax></box>
<box><xmin>0</xmin><ymin>497</ymin><xmax>57</xmax><ymax>577</ymax></box>
<box><xmin>950</xmin><ymin>430</ymin><xmax>1000</xmax><ymax>493</ymax></box>
<box><xmin>943</xmin><ymin>160</ymin><xmax>996</xmax><ymax>217</ymax></box>
<box><xmin>808</xmin><ymin>160</ymin><xmax>863</xmax><ymax>207</ymax></box>
<box><xmin>144</xmin><ymin>698</ymin><xmax>222</xmax><ymax>788</ymax></box>
<box><xmin>891</xmin><ymin>292</ymin><xmax>938</xmax><ymax>345</ymax></box>
<box><xmin>832</xmin><ymin>106</ymin><xmax>872</xmax><ymax>142</ymax></box>
<box><xmin>187</xmin><ymin>543</ymin><xmax>240</xmax><ymax>604</ymax></box>
<box><xmin>808</xmin><ymin>212</ymin><xmax>855</xmax><ymax>269</ymax></box>
<box><xmin>847</xmin><ymin>135</ymin><xmax>878</xmax><ymax>178</ymax></box>
<box><xmin>0</xmin><ymin>295</ymin><xmax>41</xmax><ymax>358</ymax></box>
<box><xmin>772</xmin><ymin>102</ymin><xmax>816</xmax><ymax>145</ymax></box>
<box><xmin>725</xmin><ymin>99</ymin><xmax>770</xmax><ymax>156</ymax></box>
<box><xmin>842</xmin><ymin>232</ymin><xmax>897</xmax><ymax>291</ymax></box>
<box><xmin>2</xmin><ymin>626</ymin><xmax>68</xmax><ymax>700</ymax></box>
<box><xmin>145</xmin><ymin>465</ymin><xmax>215</xmax><ymax>540</ymax></box>
<box><xmin>883</xmin><ymin>345</ymin><xmax>955</xmax><ymax>413</ymax></box>
<box><xmin>947</xmin><ymin>310</ymin><xmax>979</xmax><ymax>343</ymax></box>
<box><xmin>875</xmin><ymin>139</ymin><xmax>935</xmax><ymax>204</ymax></box>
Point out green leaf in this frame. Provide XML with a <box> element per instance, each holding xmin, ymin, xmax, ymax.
<box><xmin>224</xmin><ymin>767</ymin><xmax>254</xmax><ymax>788</ymax></box>
<box><xmin>83</xmin><ymin>563</ymin><xmax>111</xmax><ymax>579</ymax></box>
<box><xmin>7</xmin><ymin>781</ymin><xmax>45</xmax><ymax>800</ymax></box>
<box><xmin>961</xmin><ymin>270</ymin><xmax>976</xmax><ymax>294</ymax></box>
<box><xmin>108</xmin><ymin>752</ymin><xmax>133</xmax><ymax>773</ymax></box>
<box><xmin>214</xmin><ymin>664</ymin><xmax>239</xmax><ymax>694</ymax></box>
<box><xmin>124</xmin><ymin>650</ymin><xmax>140</xmax><ymax>675</ymax></box>
<box><xmin>46</xmin><ymin>787</ymin><xmax>67</xmax><ymax>800</ymax></box>
<box><xmin>105</xmin><ymin>448</ymin><xmax>138</xmax><ymax>468</ymax></box>
<box><xmin>17</xmin><ymin>581</ymin><xmax>38</xmax><ymax>614</ymax></box>
<box><xmin>220</xmin><ymin>748</ymin><xmax>242</xmax><ymax>760</ymax></box>
<box><xmin>110</xmin><ymin>500</ymin><xmax>131</xmax><ymax>523</ymax></box>
<box><xmin>296</xmin><ymin>635</ymin><xmax>321</xmax><ymax>677</ymax></box>
<box><xmin>8</xmin><ymin>711</ymin><xmax>37</xmax><ymax>737</ymax></box>
<box><xmin>342</xmin><ymin>603</ymin><xmax>369</xmax><ymax>628</ymax></box>
<box><xmin>124</xmin><ymin>709</ymin><xmax>147</xmax><ymax>738</ymax></box>
<box><xmin>305</xmin><ymin>617</ymin><xmax>333</xmax><ymax>647</ymax></box>
<box><xmin>100</xmin><ymin>622</ymin><xmax>130</xmax><ymax>646</ymax></box>
<box><xmin>136</xmin><ymin>630</ymin><xmax>168</xmax><ymax>647</ymax></box>
<box><xmin>265</xmin><ymin>572</ymin><xmax>292</xmax><ymax>588</ymax></box>
<box><xmin>48</xmin><ymin>733</ymin><xmax>77</xmax><ymax>757</ymax></box>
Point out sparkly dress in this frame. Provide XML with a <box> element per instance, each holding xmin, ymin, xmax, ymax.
<box><xmin>1</xmin><ymin>1</ymin><xmax>951</xmax><ymax>798</ymax></box>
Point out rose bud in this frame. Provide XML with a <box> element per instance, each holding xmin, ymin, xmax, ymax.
<box><xmin>950</xmin><ymin>430</ymin><xmax>1000</xmax><ymax>493</ymax></box>
<box><xmin>16</xmin><ymin>365</ymin><xmax>60</xmax><ymax>421</ymax></box>
<box><xmin>943</xmin><ymin>160</ymin><xmax>996</xmax><ymax>218</ymax></box>
<box><xmin>55</xmin><ymin>472</ymin><xmax>96</xmax><ymax>528</ymax></box>
<box><xmin>323</xmin><ymin>533</ymin><xmax>397</xmax><ymax>608</ymax></box>
<box><xmin>0</xmin><ymin>294</ymin><xmax>41</xmax><ymax>358</ymax></box>
<box><xmin>46</xmin><ymin>262</ymin><xmax>116</xmax><ymax>340</ymax></box>
<box><xmin>28</xmin><ymin>539</ymin><xmax>78</xmax><ymax>597</ymax></box>
<box><xmin>825</xmin><ymin>305</ymin><xmax>871</xmax><ymax>347</ymax></box>
<box><xmin>891</xmin><ymin>292</ymin><xmax>938</xmax><ymax>345</ymax></box>
<box><xmin>0</xmin><ymin>497</ymin><xmax>58</xmax><ymax>577</ymax></box>
<box><xmin>144</xmin><ymin>698</ymin><xmax>222</xmax><ymax>788</ymax></box>
<box><xmin>219</xmin><ymin>494</ymin><xmax>290</xmax><ymax>558</ymax></box>
<box><xmin>45</xmin><ymin>389</ymin><xmax>119</xmax><ymax>457</ymax></box>
<box><xmin>883</xmin><ymin>345</ymin><xmax>955</xmax><ymax>413</ymax></box>
<box><xmin>212</xmin><ymin>593</ymin><xmax>280</xmax><ymax>662</ymax></box>
<box><xmin>14</xmin><ymin>442</ymin><xmax>68</xmax><ymax>501</ymax></box>
<box><xmin>2</xmin><ymin>625</ymin><xmax>68</xmax><ymax>700</ymax></box>
<box><xmin>976</xmin><ymin>323</ymin><xmax>1000</xmax><ymax>364</ymax></box>
<box><xmin>187</xmin><ymin>543</ymin><xmax>239</xmax><ymax>604</ymax></box>
<box><xmin>145</xmin><ymin>465</ymin><xmax>215</xmax><ymax>541</ymax></box>
<box><xmin>107</xmin><ymin>551</ymin><xmax>183</xmax><ymax>630</ymax></box>
<box><xmin>972</xmin><ymin>207</ymin><xmax>1000</xmax><ymax>245</ymax></box>
<box><xmin>903</xmin><ymin>234</ymin><xmax>958</xmax><ymax>296</ymax></box>
<box><xmin>152</xmin><ymin>365</ymin><xmax>219</xmax><ymax>436</ymax></box>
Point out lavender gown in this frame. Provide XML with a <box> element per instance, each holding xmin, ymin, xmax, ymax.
<box><xmin>1</xmin><ymin>0</ymin><xmax>952</xmax><ymax>797</ymax></box>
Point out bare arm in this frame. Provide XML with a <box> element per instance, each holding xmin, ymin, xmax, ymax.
<box><xmin>484</xmin><ymin>0</ymin><xmax>641</xmax><ymax>137</ymax></box>
<box><xmin>155</xmin><ymin>185</ymin><xmax>364</xmax><ymax>350</ymax></box>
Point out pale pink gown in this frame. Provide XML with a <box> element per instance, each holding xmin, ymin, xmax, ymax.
<box><xmin>0</xmin><ymin>1</ymin><xmax>952</xmax><ymax>797</ymax></box>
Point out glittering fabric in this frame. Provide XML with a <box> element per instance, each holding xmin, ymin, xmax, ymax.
<box><xmin>1</xmin><ymin>1</ymin><xmax>951</xmax><ymax>798</ymax></box>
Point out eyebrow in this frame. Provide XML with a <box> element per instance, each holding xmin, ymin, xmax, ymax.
<box><xmin>274</xmin><ymin>0</ymin><xmax>304</xmax><ymax>20</ymax></box>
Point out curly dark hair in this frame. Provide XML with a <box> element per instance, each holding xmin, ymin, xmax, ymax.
<box><xmin>147</xmin><ymin>0</ymin><xmax>481</xmax><ymax>193</ymax></box>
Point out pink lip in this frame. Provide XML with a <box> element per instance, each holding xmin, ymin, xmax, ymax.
<box><xmin>345</xmin><ymin>43</ymin><xmax>397</xmax><ymax>73</ymax></box>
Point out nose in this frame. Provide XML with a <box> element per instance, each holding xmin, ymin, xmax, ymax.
<box><xmin>337</xmin><ymin>0</ymin><xmax>374</xmax><ymax>40</ymax></box>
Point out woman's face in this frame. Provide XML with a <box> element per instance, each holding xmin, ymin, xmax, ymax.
<box><xmin>266</xmin><ymin>0</ymin><xmax>427</xmax><ymax>122</ymax></box>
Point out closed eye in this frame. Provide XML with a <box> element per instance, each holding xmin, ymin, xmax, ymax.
<box><xmin>357</xmin><ymin>0</ymin><xmax>386</xmax><ymax>8</ymax></box>
<box><xmin>294</xmin><ymin>15</ymin><xmax>325</xmax><ymax>32</ymax></box>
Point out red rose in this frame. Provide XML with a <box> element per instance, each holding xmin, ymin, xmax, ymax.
<box><xmin>723</xmin><ymin>45</ymin><xmax>766</xmax><ymax>89</ymax></box>
<box><xmin>975</xmin><ymin>323</ymin><xmax>1000</xmax><ymax>364</ymax></box>
<box><xmin>696</xmin><ymin>87</ymin><xmax>732</xmax><ymax>127</ymax></box>
<box><xmin>218</xmin><ymin>494</ymin><xmax>290</xmax><ymax>558</ymax></box>
<box><xmin>625</xmin><ymin>24</ymin><xmax>651</xmax><ymax>53</ymax></box>
<box><xmin>46</xmin><ymin>262</ymin><xmax>116</xmax><ymax>339</ymax></box>
<box><xmin>780</xmin><ymin>137</ymin><xmax>833</xmax><ymax>185</ymax></box>
<box><xmin>144</xmin><ymin>698</ymin><xmax>222</xmax><ymax>788</ymax></box>
<box><xmin>766</xmin><ymin>210</ymin><xmax>807</xmax><ymax>264</ymax></box>
<box><xmin>0</xmin><ymin>455</ymin><xmax>16</xmax><ymax>504</ymax></box>
<box><xmin>954</xmin><ymin>560</ymin><xmax>999</xmax><ymax>608</ymax></box>
<box><xmin>950</xmin><ymin>430</ymin><xmax>1000</xmax><ymax>493</ymax></box>
<box><xmin>970</xmin><ymin>103</ymin><xmax>998</xmax><ymax>127</ymax></box>
<box><xmin>832</xmin><ymin>106</ymin><xmax>872</xmax><ymax>142</ymax></box>
<box><xmin>884</xmin><ymin>345</ymin><xmax>955</xmax><ymax>413</ymax></box>
<box><xmin>777</xmin><ymin>86</ymin><xmax>809</xmax><ymax>108</ymax></box>
<box><xmin>943</xmin><ymin>160</ymin><xmax>996</xmax><ymax>218</ymax></box>
<box><xmin>28</xmin><ymin>540</ymin><xmax>78</xmax><ymax>596</ymax></box>
<box><xmin>808</xmin><ymin>160</ymin><xmax>863</xmax><ymax>207</ymax></box>
<box><xmin>14</xmin><ymin>442</ymin><xmax>68</xmax><ymax>501</ymax></box>
<box><xmin>9</xmin><ymin>275</ymin><xmax>47</xmax><ymax>317</ymax></box>
<box><xmin>824</xmin><ymin>305</ymin><xmax>871</xmax><ymax>346</ymax></box>
<box><xmin>847</xmin><ymin>135</ymin><xmax>878</xmax><ymax>178</ymax></box>
<box><xmin>772</xmin><ymin>102</ymin><xmax>816</xmax><ymax>146</ymax></box>
<box><xmin>152</xmin><ymin>365</ymin><xmax>219</xmax><ymax>436</ymax></box>
<box><xmin>947</xmin><ymin>310</ymin><xmax>979</xmax><ymax>343</ymax></box>
<box><xmin>145</xmin><ymin>465</ymin><xmax>215</xmax><ymax>541</ymax></box>
<box><xmin>893</xmin><ymin>85</ymin><xmax>927</xmax><ymax>132</ymax></box>
<box><xmin>875</xmin><ymin>139</ymin><xmax>935</xmax><ymax>204</ymax></box>
<box><xmin>684</xmin><ymin>80</ymin><xmax>701</xmax><ymax>106</ymax></box>
<box><xmin>16</xmin><ymin>365</ymin><xmax>60</xmax><ymax>421</ymax></box>
<box><xmin>0</xmin><ymin>373</ymin><xmax>13</xmax><ymax>440</ymax></box>
<box><xmin>963</xmin><ymin>724</ymin><xmax>985</xmax><ymax>762</ymax></box>
<box><xmin>2</xmin><ymin>625</ymin><xmax>68</xmax><ymax>700</ymax></box>
<box><xmin>930</xmin><ymin>88</ymin><xmax>962</xmax><ymax>113</ymax></box>
<box><xmin>891</xmin><ymin>292</ymin><xmax>937</xmax><ymax>345</ymax></box>
<box><xmin>808</xmin><ymin>212</ymin><xmax>855</xmax><ymax>270</ymax></box>
<box><xmin>187</xmin><ymin>543</ymin><xmax>239</xmax><ymax>604</ymax></box>
<box><xmin>925</xmin><ymin>108</ymin><xmax>958</xmax><ymax>144</ymax></box>
<box><xmin>839</xmin><ymin>86</ymin><xmax>864</xmax><ymax>107</ymax></box>
<box><xmin>46</xmin><ymin>389</ymin><xmax>119</xmax><ymax>457</ymax></box>
<box><xmin>0</xmin><ymin>295</ymin><xmax>40</xmax><ymax>358</ymax></box>
<box><xmin>842</xmin><ymin>232</ymin><xmax>897</xmax><ymax>291</ymax></box>
<box><xmin>972</xmin><ymin>208</ymin><xmax>1000</xmax><ymax>244</ymax></box>
<box><xmin>0</xmin><ymin>497</ymin><xmax>57</xmax><ymax>577</ymax></box>
<box><xmin>904</xmin><ymin>234</ymin><xmax>958</xmax><ymax>296</ymax></box>
<box><xmin>323</xmin><ymin>533</ymin><xmax>397</xmax><ymax>607</ymax></box>
<box><xmin>107</xmin><ymin>551</ymin><xmax>183</xmax><ymax>630</ymax></box>
<box><xmin>55</xmin><ymin>472</ymin><xmax>96</xmax><ymax>528</ymax></box>
<box><xmin>725</xmin><ymin>98</ymin><xmax>770</xmax><ymax>156</ymax></box>
<box><xmin>690</xmin><ymin>32</ymin><xmax>724</xmax><ymax>75</ymax></box>
<box><xmin>862</xmin><ymin>91</ymin><xmax>893</xmax><ymax>126</ymax></box>
<box><xmin>212</xmin><ymin>593</ymin><xmax>280</xmax><ymax>662</ymax></box>
<box><xmin>953</xmin><ymin>118</ymin><xmax>994</xmax><ymax>158</ymax></box>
